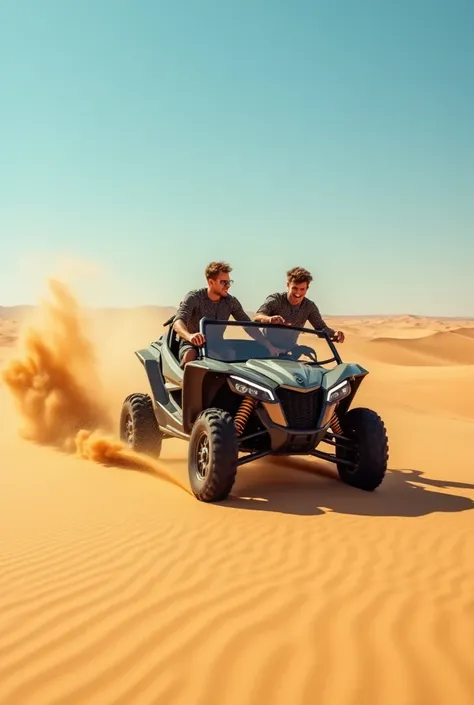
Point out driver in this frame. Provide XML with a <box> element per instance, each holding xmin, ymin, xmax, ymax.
<box><xmin>173</xmin><ymin>261</ymin><xmax>277</xmax><ymax>366</ymax></box>
<box><xmin>253</xmin><ymin>266</ymin><xmax>345</xmax><ymax>350</ymax></box>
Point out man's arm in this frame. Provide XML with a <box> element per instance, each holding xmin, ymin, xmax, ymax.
<box><xmin>308</xmin><ymin>303</ymin><xmax>344</xmax><ymax>342</ymax></box>
<box><xmin>232</xmin><ymin>297</ymin><xmax>279</xmax><ymax>351</ymax></box>
<box><xmin>253</xmin><ymin>294</ymin><xmax>286</xmax><ymax>325</ymax></box>
<box><xmin>173</xmin><ymin>291</ymin><xmax>205</xmax><ymax>346</ymax></box>
<box><xmin>230</xmin><ymin>296</ymin><xmax>252</xmax><ymax>323</ymax></box>
<box><xmin>173</xmin><ymin>318</ymin><xmax>194</xmax><ymax>342</ymax></box>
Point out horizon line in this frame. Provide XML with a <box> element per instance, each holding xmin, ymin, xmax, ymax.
<box><xmin>0</xmin><ymin>303</ymin><xmax>473</xmax><ymax>321</ymax></box>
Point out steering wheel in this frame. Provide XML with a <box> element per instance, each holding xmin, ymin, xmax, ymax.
<box><xmin>279</xmin><ymin>344</ymin><xmax>318</xmax><ymax>363</ymax></box>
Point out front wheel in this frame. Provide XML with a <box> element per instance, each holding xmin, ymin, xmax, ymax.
<box><xmin>336</xmin><ymin>407</ymin><xmax>389</xmax><ymax>491</ymax></box>
<box><xmin>188</xmin><ymin>408</ymin><xmax>238</xmax><ymax>502</ymax></box>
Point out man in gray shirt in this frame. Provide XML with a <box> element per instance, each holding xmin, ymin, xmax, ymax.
<box><xmin>173</xmin><ymin>261</ymin><xmax>277</xmax><ymax>365</ymax></box>
<box><xmin>254</xmin><ymin>266</ymin><xmax>345</xmax><ymax>349</ymax></box>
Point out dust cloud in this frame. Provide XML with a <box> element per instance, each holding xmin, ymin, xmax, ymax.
<box><xmin>1</xmin><ymin>279</ymin><xmax>188</xmax><ymax>491</ymax></box>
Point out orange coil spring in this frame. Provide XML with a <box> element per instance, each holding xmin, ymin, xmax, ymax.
<box><xmin>330</xmin><ymin>412</ymin><xmax>343</xmax><ymax>435</ymax></box>
<box><xmin>234</xmin><ymin>398</ymin><xmax>255</xmax><ymax>435</ymax></box>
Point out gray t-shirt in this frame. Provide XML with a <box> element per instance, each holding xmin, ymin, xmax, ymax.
<box><xmin>175</xmin><ymin>288</ymin><xmax>251</xmax><ymax>339</ymax></box>
<box><xmin>256</xmin><ymin>291</ymin><xmax>335</xmax><ymax>347</ymax></box>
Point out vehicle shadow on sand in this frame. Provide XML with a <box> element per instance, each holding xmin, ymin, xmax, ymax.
<box><xmin>224</xmin><ymin>457</ymin><xmax>474</xmax><ymax>518</ymax></box>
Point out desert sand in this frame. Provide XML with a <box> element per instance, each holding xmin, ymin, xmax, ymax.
<box><xmin>0</xmin><ymin>281</ymin><xmax>473</xmax><ymax>705</ymax></box>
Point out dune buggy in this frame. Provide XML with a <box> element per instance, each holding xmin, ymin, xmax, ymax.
<box><xmin>120</xmin><ymin>318</ymin><xmax>389</xmax><ymax>502</ymax></box>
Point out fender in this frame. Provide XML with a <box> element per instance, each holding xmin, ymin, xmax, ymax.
<box><xmin>134</xmin><ymin>347</ymin><xmax>170</xmax><ymax>407</ymax></box>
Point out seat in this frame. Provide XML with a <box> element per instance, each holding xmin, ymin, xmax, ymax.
<box><xmin>165</xmin><ymin>317</ymin><xmax>181</xmax><ymax>363</ymax></box>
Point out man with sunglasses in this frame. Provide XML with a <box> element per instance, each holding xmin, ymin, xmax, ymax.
<box><xmin>173</xmin><ymin>261</ymin><xmax>276</xmax><ymax>366</ymax></box>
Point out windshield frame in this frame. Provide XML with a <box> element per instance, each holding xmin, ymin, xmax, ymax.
<box><xmin>198</xmin><ymin>317</ymin><xmax>342</xmax><ymax>366</ymax></box>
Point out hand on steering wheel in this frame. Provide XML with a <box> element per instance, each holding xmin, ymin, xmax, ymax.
<box><xmin>189</xmin><ymin>332</ymin><xmax>205</xmax><ymax>347</ymax></box>
<box><xmin>286</xmin><ymin>344</ymin><xmax>318</xmax><ymax>362</ymax></box>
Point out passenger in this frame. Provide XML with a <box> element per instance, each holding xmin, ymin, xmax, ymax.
<box><xmin>254</xmin><ymin>266</ymin><xmax>345</xmax><ymax>350</ymax></box>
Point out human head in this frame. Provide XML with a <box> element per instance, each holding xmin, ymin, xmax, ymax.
<box><xmin>205</xmin><ymin>260</ymin><xmax>234</xmax><ymax>297</ymax></box>
<box><xmin>286</xmin><ymin>266</ymin><xmax>313</xmax><ymax>304</ymax></box>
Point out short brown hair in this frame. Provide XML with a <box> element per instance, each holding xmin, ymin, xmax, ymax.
<box><xmin>286</xmin><ymin>266</ymin><xmax>313</xmax><ymax>285</ymax></box>
<box><xmin>205</xmin><ymin>261</ymin><xmax>232</xmax><ymax>280</ymax></box>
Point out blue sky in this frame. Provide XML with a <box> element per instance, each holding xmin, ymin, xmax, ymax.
<box><xmin>1</xmin><ymin>0</ymin><xmax>473</xmax><ymax>316</ymax></box>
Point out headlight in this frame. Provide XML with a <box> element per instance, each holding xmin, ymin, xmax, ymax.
<box><xmin>327</xmin><ymin>380</ymin><xmax>351</xmax><ymax>403</ymax></box>
<box><xmin>228</xmin><ymin>375</ymin><xmax>275</xmax><ymax>402</ymax></box>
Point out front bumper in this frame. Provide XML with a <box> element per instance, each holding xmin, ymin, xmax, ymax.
<box><xmin>257</xmin><ymin>403</ymin><xmax>334</xmax><ymax>453</ymax></box>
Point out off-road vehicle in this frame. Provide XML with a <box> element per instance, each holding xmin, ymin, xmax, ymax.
<box><xmin>119</xmin><ymin>318</ymin><xmax>389</xmax><ymax>501</ymax></box>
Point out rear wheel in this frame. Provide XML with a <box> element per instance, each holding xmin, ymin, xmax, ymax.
<box><xmin>188</xmin><ymin>408</ymin><xmax>238</xmax><ymax>502</ymax></box>
<box><xmin>336</xmin><ymin>407</ymin><xmax>389</xmax><ymax>491</ymax></box>
<box><xmin>120</xmin><ymin>393</ymin><xmax>163</xmax><ymax>457</ymax></box>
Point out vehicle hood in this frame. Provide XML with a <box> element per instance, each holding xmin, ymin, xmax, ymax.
<box><xmin>192</xmin><ymin>357</ymin><xmax>369</xmax><ymax>392</ymax></box>
<box><xmin>230</xmin><ymin>358</ymin><xmax>325</xmax><ymax>389</ymax></box>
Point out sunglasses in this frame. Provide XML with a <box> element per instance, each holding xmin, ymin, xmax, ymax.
<box><xmin>219</xmin><ymin>279</ymin><xmax>234</xmax><ymax>287</ymax></box>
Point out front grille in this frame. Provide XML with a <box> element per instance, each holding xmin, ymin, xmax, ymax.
<box><xmin>277</xmin><ymin>387</ymin><xmax>322</xmax><ymax>430</ymax></box>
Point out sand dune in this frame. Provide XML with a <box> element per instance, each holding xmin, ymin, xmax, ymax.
<box><xmin>452</xmin><ymin>327</ymin><xmax>474</xmax><ymax>339</ymax></box>
<box><xmin>0</xmin><ymin>319</ymin><xmax>19</xmax><ymax>348</ymax></box>
<box><xmin>1</xmin><ymin>282</ymin><xmax>473</xmax><ymax>705</ymax></box>
<box><xmin>364</xmin><ymin>330</ymin><xmax>474</xmax><ymax>366</ymax></box>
